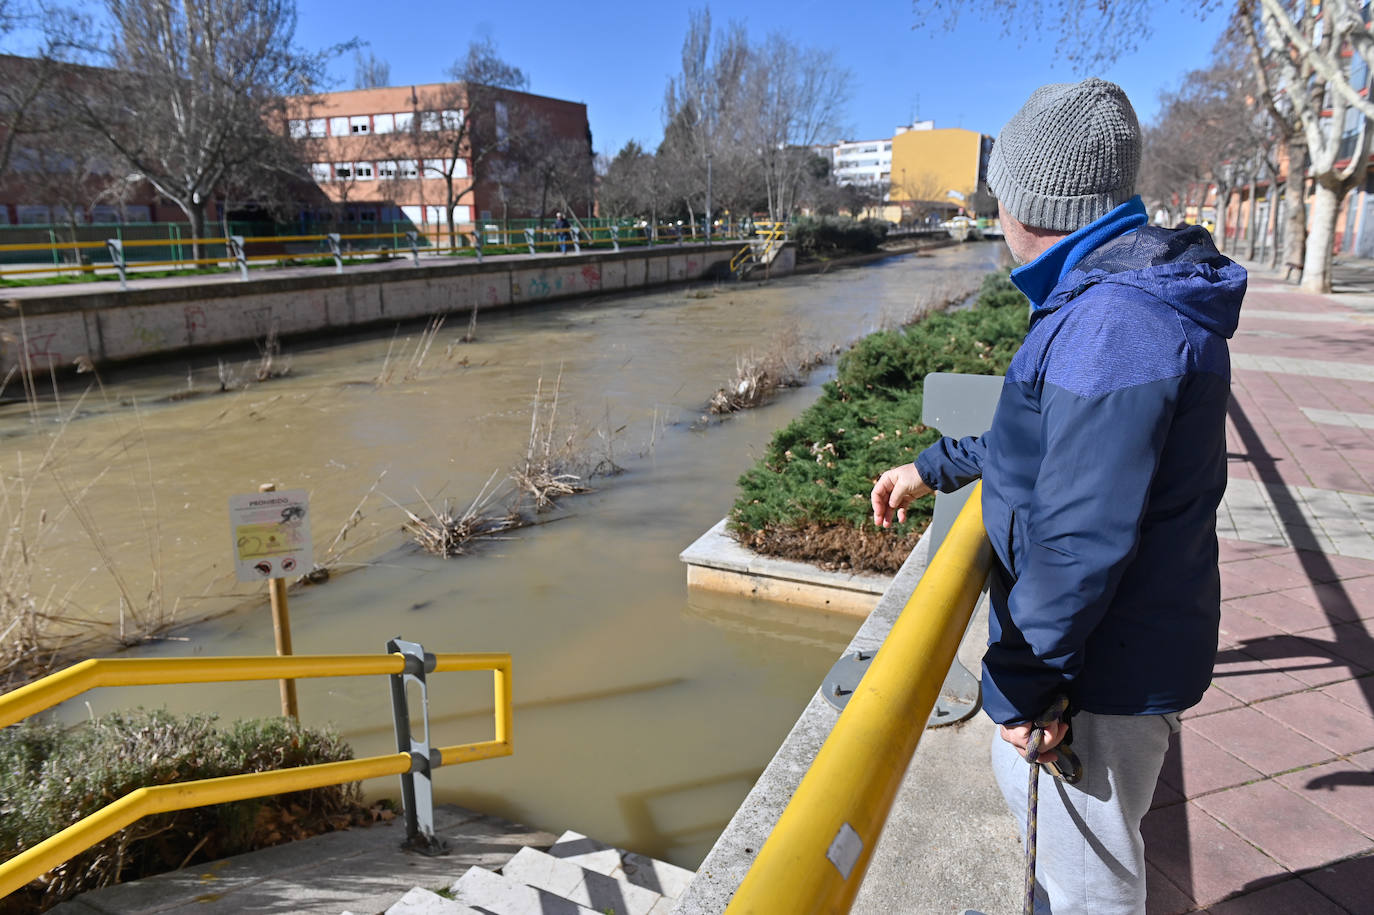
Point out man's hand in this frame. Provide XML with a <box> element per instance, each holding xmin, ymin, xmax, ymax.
<box><xmin>870</xmin><ymin>464</ymin><xmax>933</xmax><ymax>528</ymax></box>
<box><xmin>999</xmin><ymin>720</ymin><xmax>1069</xmax><ymax>764</ymax></box>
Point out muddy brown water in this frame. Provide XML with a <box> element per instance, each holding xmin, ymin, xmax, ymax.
<box><xmin>6</xmin><ymin>244</ymin><xmax>1001</xmax><ymax>868</ymax></box>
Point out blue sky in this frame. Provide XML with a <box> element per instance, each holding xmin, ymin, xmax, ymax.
<box><xmin>299</xmin><ymin>0</ymin><xmax>1233</xmax><ymax>155</ymax></box>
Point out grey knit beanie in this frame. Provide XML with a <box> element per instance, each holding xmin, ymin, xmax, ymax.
<box><xmin>986</xmin><ymin>78</ymin><xmax>1141</xmax><ymax>232</ymax></box>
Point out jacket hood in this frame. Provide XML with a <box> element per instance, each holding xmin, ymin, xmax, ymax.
<box><xmin>1046</xmin><ymin>224</ymin><xmax>1246</xmax><ymax>339</ymax></box>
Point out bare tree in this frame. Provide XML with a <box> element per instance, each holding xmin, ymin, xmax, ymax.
<box><xmin>919</xmin><ymin>0</ymin><xmax>1374</xmax><ymax>291</ymax></box>
<box><xmin>748</xmin><ymin>35</ymin><xmax>851</xmax><ymax>223</ymax></box>
<box><xmin>0</xmin><ymin>3</ymin><xmax>91</xmax><ymax>183</ymax></box>
<box><xmin>353</xmin><ymin>48</ymin><xmax>389</xmax><ymax>89</ymax></box>
<box><xmin>892</xmin><ymin>169</ymin><xmax>945</xmax><ymax>224</ymax></box>
<box><xmin>1246</xmin><ymin>0</ymin><xmax>1370</xmax><ymax>291</ymax></box>
<box><xmin>75</xmin><ymin>0</ymin><xmax>341</xmax><ymax>256</ymax></box>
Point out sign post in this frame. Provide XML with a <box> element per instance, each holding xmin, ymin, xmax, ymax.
<box><xmin>229</xmin><ymin>483</ymin><xmax>312</xmax><ymax>719</ymax></box>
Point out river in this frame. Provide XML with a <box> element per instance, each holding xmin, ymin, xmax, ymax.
<box><xmin>6</xmin><ymin>242</ymin><xmax>1003</xmax><ymax>867</ymax></box>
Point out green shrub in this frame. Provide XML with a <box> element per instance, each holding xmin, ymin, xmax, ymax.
<box><xmin>791</xmin><ymin>216</ymin><xmax>888</xmax><ymax>259</ymax></box>
<box><xmin>729</xmin><ymin>271</ymin><xmax>1028</xmax><ymax>571</ymax></box>
<box><xmin>0</xmin><ymin>709</ymin><xmax>366</xmax><ymax>911</ymax></box>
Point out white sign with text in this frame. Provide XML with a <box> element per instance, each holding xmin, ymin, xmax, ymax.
<box><xmin>228</xmin><ymin>490</ymin><xmax>312</xmax><ymax>582</ymax></box>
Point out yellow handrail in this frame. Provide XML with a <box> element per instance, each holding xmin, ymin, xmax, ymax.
<box><xmin>0</xmin><ymin>650</ymin><xmax>513</xmax><ymax>899</ymax></box>
<box><xmin>724</xmin><ymin>483</ymin><xmax>991</xmax><ymax>913</ymax></box>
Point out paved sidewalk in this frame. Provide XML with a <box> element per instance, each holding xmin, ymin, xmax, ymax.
<box><xmin>1141</xmin><ymin>261</ymin><xmax>1374</xmax><ymax>914</ymax></box>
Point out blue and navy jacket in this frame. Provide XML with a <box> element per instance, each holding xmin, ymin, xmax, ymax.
<box><xmin>914</xmin><ymin>197</ymin><xmax>1247</xmax><ymax>725</ymax></box>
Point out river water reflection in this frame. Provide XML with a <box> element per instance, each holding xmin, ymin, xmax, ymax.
<box><xmin>14</xmin><ymin>244</ymin><xmax>1002</xmax><ymax>867</ymax></box>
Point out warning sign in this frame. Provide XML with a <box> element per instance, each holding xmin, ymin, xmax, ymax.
<box><xmin>229</xmin><ymin>490</ymin><xmax>312</xmax><ymax>582</ymax></box>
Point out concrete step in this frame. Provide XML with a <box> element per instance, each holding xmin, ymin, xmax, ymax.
<box><xmin>448</xmin><ymin>864</ymin><xmax>600</xmax><ymax>915</ymax></box>
<box><xmin>546</xmin><ymin>830</ymin><xmax>695</xmax><ymax>901</ymax></box>
<box><xmin>501</xmin><ymin>846</ymin><xmax>669</xmax><ymax>915</ymax></box>
<box><xmin>378</xmin><ymin>886</ymin><xmax>486</xmax><ymax>915</ymax></box>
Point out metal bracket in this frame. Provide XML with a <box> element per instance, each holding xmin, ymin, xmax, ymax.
<box><xmin>327</xmin><ymin>233</ymin><xmax>342</xmax><ymax>274</ymax></box>
<box><xmin>820</xmin><ymin>647</ymin><xmax>977</xmax><ymax>727</ymax></box>
<box><xmin>387</xmin><ymin>637</ymin><xmax>448</xmax><ymax>856</ymax></box>
<box><xmin>821</xmin><ymin>649</ymin><xmax>873</xmax><ymax>711</ymax></box>
<box><xmin>227</xmin><ymin>235</ymin><xmax>248</xmax><ymax>281</ymax></box>
<box><xmin>106</xmin><ymin>239</ymin><xmax>126</xmax><ymax>290</ymax></box>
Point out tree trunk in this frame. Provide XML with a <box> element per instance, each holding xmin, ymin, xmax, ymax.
<box><xmin>182</xmin><ymin>199</ymin><xmax>206</xmax><ymax>262</ymax></box>
<box><xmin>1282</xmin><ymin>139</ymin><xmax>1308</xmax><ymax>277</ymax></box>
<box><xmin>1301</xmin><ymin>178</ymin><xmax>1341</xmax><ymax>294</ymax></box>
<box><xmin>1246</xmin><ymin>175</ymin><xmax>1258</xmax><ymax>261</ymax></box>
<box><xmin>1214</xmin><ymin>183</ymin><xmax>1230</xmax><ymax>254</ymax></box>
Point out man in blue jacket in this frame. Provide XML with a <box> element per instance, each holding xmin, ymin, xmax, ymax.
<box><xmin>871</xmin><ymin>79</ymin><xmax>1245</xmax><ymax>913</ymax></box>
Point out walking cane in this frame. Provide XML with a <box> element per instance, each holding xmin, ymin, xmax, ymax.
<box><xmin>1023</xmin><ymin>696</ymin><xmax>1082</xmax><ymax>915</ymax></box>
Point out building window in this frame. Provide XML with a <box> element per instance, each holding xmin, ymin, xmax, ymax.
<box><xmin>394</xmin><ymin>111</ymin><xmax>414</xmax><ymax>132</ymax></box>
<box><xmin>419</xmin><ymin>110</ymin><xmax>441</xmax><ymax>131</ymax></box>
<box><xmin>373</xmin><ymin>113</ymin><xmax>394</xmax><ymax>134</ymax></box>
<box><xmin>401</xmin><ymin>205</ymin><xmax>423</xmax><ymax>225</ymax></box>
<box><xmin>377</xmin><ymin>160</ymin><xmax>397</xmax><ymax>179</ymax></box>
<box><xmin>288</xmin><ymin>119</ymin><xmax>308</xmax><ymax>139</ymax></box>
<box><xmin>441</xmin><ymin>109</ymin><xmax>463</xmax><ymax>130</ymax></box>
<box><xmin>308</xmin><ymin>118</ymin><xmax>327</xmax><ymax>138</ymax></box>
<box><xmin>310</xmin><ymin>162</ymin><xmax>331</xmax><ymax>182</ymax></box>
<box><xmin>400</xmin><ymin>159</ymin><xmax>419</xmax><ymax>179</ymax></box>
<box><xmin>350</xmin><ymin>115</ymin><xmax>370</xmax><ymax>134</ymax></box>
<box><xmin>454</xmin><ymin>158</ymin><xmax>468</xmax><ymax>178</ymax></box>
<box><xmin>329</xmin><ymin>116</ymin><xmax>349</xmax><ymax>137</ymax></box>
<box><xmin>334</xmin><ymin>162</ymin><xmax>352</xmax><ymax>180</ymax></box>
<box><xmin>423</xmin><ymin>158</ymin><xmax>450</xmax><ymax>177</ymax></box>
<box><xmin>354</xmin><ymin>161</ymin><xmax>374</xmax><ymax>180</ymax></box>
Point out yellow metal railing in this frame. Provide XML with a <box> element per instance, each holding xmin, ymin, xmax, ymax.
<box><xmin>731</xmin><ymin>223</ymin><xmax>788</xmax><ymax>275</ymax></box>
<box><xmin>724</xmin><ymin>483</ymin><xmax>992</xmax><ymax>914</ymax></box>
<box><xmin>0</xmin><ymin>221</ymin><xmax>756</xmax><ymax>282</ymax></box>
<box><xmin>0</xmin><ymin>650</ymin><xmax>512</xmax><ymax>899</ymax></box>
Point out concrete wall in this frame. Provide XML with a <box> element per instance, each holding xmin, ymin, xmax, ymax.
<box><xmin>0</xmin><ymin>242</ymin><xmax>771</xmax><ymax>375</ymax></box>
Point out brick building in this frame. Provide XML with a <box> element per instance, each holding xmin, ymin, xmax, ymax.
<box><xmin>285</xmin><ymin>82</ymin><xmax>592</xmax><ymax>234</ymax></box>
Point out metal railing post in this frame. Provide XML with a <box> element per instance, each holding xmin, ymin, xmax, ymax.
<box><xmin>327</xmin><ymin>233</ymin><xmax>343</xmax><ymax>274</ymax></box>
<box><xmin>229</xmin><ymin>235</ymin><xmax>248</xmax><ymax>281</ymax></box>
<box><xmin>473</xmin><ymin>231</ymin><xmax>483</xmax><ymax>264</ymax></box>
<box><xmin>387</xmin><ymin>637</ymin><xmax>447</xmax><ymax>856</ymax></box>
<box><xmin>407</xmin><ymin>231</ymin><xmax>419</xmax><ymax>266</ymax></box>
<box><xmin>106</xmin><ymin>239</ymin><xmax>127</xmax><ymax>291</ymax></box>
<box><xmin>524</xmin><ymin>227</ymin><xmax>536</xmax><ymax>255</ymax></box>
<box><xmin>572</xmin><ymin>226</ymin><xmax>581</xmax><ymax>254</ymax></box>
<box><xmin>610</xmin><ymin>225</ymin><xmax>620</xmax><ymax>252</ymax></box>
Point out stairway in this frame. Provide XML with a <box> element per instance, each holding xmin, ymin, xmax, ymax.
<box><xmin>355</xmin><ymin>829</ymin><xmax>695</xmax><ymax>915</ymax></box>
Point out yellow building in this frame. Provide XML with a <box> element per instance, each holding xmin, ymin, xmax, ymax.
<box><xmin>889</xmin><ymin>125</ymin><xmax>992</xmax><ymax>221</ymax></box>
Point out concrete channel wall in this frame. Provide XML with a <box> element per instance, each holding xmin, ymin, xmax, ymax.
<box><xmin>0</xmin><ymin>242</ymin><xmax>795</xmax><ymax>375</ymax></box>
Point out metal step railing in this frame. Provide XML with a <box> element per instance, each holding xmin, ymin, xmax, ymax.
<box><xmin>0</xmin><ymin>638</ymin><xmax>511</xmax><ymax>898</ymax></box>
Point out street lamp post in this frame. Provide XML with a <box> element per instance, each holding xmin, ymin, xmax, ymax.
<box><xmin>706</xmin><ymin>151</ymin><xmax>713</xmax><ymax>242</ymax></box>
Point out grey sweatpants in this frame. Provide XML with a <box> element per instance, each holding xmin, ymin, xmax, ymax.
<box><xmin>991</xmin><ymin>710</ymin><xmax>1181</xmax><ymax>915</ymax></box>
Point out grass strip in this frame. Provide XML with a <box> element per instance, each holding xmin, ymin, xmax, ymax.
<box><xmin>728</xmin><ymin>270</ymin><xmax>1028</xmax><ymax>574</ymax></box>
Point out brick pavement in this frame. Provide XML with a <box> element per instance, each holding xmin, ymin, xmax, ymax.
<box><xmin>1142</xmin><ymin>261</ymin><xmax>1374</xmax><ymax>914</ymax></box>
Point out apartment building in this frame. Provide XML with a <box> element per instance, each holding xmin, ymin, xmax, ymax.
<box><xmin>889</xmin><ymin>122</ymin><xmax>992</xmax><ymax>218</ymax></box>
<box><xmin>825</xmin><ymin>137</ymin><xmax>894</xmax><ymax>186</ymax></box>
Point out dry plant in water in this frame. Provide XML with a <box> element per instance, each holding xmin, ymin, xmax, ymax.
<box><xmin>510</xmin><ymin>370</ymin><xmax>594</xmax><ymax>511</ymax></box>
<box><xmin>876</xmin><ymin>274</ymin><xmax>984</xmax><ymax>332</ymax></box>
<box><xmin>708</xmin><ymin>326</ymin><xmax>825</xmax><ymax>414</ymax></box>
<box><xmin>0</xmin><ymin>392</ymin><xmax>178</xmax><ymax>688</ymax></box>
<box><xmin>393</xmin><ymin>472</ymin><xmax>526</xmax><ymax>558</ymax></box>
<box><xmin>376</xmin><ymin>316</ymin><xmax>447</xmax><ymax>386</ymax></box>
